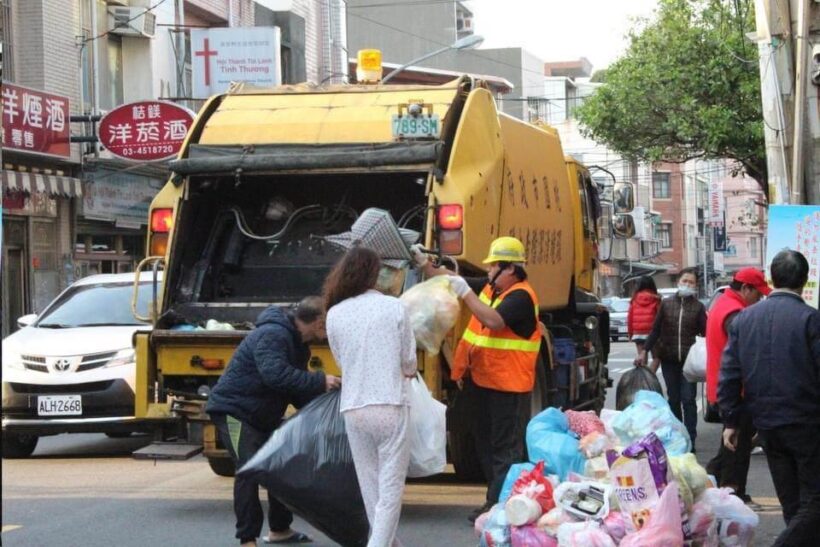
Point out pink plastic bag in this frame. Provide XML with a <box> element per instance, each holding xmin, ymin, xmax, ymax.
<box><xmin>565</xmin><ymin>410</ymin><xmax>605</xmax><ymax>437</ymax></box>
<box><xmin>556</xmin><ymin>521</ymin><xmax>617</xmax><ymax>547</ymax></box>
<box><xmin>602</xmin><ymin>510</ymin><xmax>628</xmax><ymax>543</ymax></box>
<box><xmin>619</xmin><ymin>481</ymin><xmax>684</xmax><ymax>547</ymax></box>
<box><xmin>511</xmin><ymin>525</ymin><xmax>556</xmax><ymax>547</ymax></box>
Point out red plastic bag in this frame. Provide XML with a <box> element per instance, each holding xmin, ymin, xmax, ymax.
<box><xmin>511</xmin><ymin>461</ymin><xmax>555</xmax><ymax>513</ymax></box>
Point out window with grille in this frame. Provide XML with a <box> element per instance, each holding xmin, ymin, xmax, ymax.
<box><xmin>658</xmin><ymin>223</ymin><xmax>672</xmax><ymax>248</ymax></box>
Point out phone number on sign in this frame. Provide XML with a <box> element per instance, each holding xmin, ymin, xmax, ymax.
<box><xmin>116</xmin><ymin>144</ymin><xmax>176</xmax><ymax>156</ymax></box>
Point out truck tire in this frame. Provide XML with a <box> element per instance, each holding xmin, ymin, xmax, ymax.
<box><xmin>207</xmin><ymin>455</ymin><xmax>236</xmax><ymax>477</ymax></box>
<box><xmin>447</xmin><ymin>389</ymin><xmax>484</xmax><ymax>483</ymax></box>
<box><xmin>2</xmin><ymin>432</ymin><xmax>39</xmax><ymax>458</ymax></box>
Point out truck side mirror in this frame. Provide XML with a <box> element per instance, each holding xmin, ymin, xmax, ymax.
<box><xmin>612</xmin><ymin>213</ymin><xmax>636</xmax><ymax>239</ymax></box>
<box><xmin>613</xmin><ymin>182</ymin><xmax>634</xmax><ymax>214</ymax></box>
<box><xmin>17</xmin><ymin>314</ymin><xmax>37</xmax><ymax>328</ymax></box>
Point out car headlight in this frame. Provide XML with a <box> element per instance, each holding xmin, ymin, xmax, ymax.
<box><xmin>2</xmin><ymin>352</ymin><xmax>24</xmax><ymax>371</ymax></box>
<box><xmin>105</xmin><ymin>349</ymin><xmax>136</xmax><ymax>368</ymax></box>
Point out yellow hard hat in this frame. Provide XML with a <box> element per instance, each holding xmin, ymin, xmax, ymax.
<box><xmin>482</xmin><ymin>236</ymin><xmax>526</xmax><ymax>264</ymax></box>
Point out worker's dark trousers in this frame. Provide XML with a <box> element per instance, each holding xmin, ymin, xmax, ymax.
<box><xmin>706</xmin><ymin>409</ymin><xmax>754</xmax><ymax>496</ymax></box>
<box><xmin>467</xmin><ymin>379</ymin><xmax>529</xmax><ymax>505</ymax></box>
<box><xmin>212</xmin><ymin>414</ymin><xmax>293</xmax><ymax>541</ymax></box>
<box><xmin>759</xmin><ymin>424</ymin><xmax>820</xmax><ymax>547</ymax></box>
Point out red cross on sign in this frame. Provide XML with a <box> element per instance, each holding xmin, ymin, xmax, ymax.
<box><xmin>195</xmin><ymin>38</ymin><xmax>218</xmax><ymax>86</ymax></box>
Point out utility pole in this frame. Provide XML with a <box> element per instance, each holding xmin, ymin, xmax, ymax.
<box><xmin>754</xmin><ymin>0</ymin><xmax>820</xmax><ymax>205</ymax></box>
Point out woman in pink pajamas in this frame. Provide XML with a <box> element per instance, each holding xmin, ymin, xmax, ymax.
<box><xmin>323</xmin><ymin>247</ymin><xmax>418</xmax><ymax>547</ymax></box>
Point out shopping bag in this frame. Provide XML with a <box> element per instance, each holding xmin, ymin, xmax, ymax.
<box><xmin>406</xmin><ymin>374</ymin><xmax>447</xmax><ymax>477</ymax></box>
<box><xmin>683</xmin><ymin>336</ymin><xmax>707</xmax><ymax>382</ymax></box>
<box><xmin>615</xmin><ymin>366</ymin><xmax>663</xmax><ymax>410</ymax></box>
<box><xmin>238</xmin><ymin>391</ymin><xmax>369</xmax><ymax>547</ymax></box>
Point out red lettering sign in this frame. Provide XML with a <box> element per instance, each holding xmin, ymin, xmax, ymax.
<box><xmin>98</xmin><ymin>101</ymin><xmax>195</xmax><ymax>161</ymax></box>
<box><xmin>2</xmin><ymin>83</ymin><xmax>70</xmax><ymax>158</ymax></box>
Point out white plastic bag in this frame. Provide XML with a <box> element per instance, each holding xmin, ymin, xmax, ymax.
<box><xmin>683</xmin><ymin>336</ymin><xmax>707</xmax><ymax>382</ymax></box>
<box><xmin>399</xmin><ymin>276</ymin><xmax>460</xmax><ymax>355</ymax></box>
<box><xmin>406</xmin><ymin>375</ymin><xmax>447</xmax><ymax>477</ymax></box>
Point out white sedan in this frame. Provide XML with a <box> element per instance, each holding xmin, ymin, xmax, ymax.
<box><xmin>1</xmin><ymin>272</ymin><xmax>160</xmax><ymax>458</ymax></box>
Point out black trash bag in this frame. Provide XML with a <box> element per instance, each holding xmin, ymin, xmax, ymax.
<box><xmin>615</xmin><ymin>367</ymin><xmax>664</xmax><ymax>410</ymax></box>
<box><xmin>238</xmin><ymin>390</ymin><xmax>369</xmax><ymax>547</ymax></box>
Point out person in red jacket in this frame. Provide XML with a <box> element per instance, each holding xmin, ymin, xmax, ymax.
<box><xmin>627</xmin><ymin>276</ymin><xmax>661</xmax><ymax>356</ymax></box>
<box><xmin>705</xmin><ymin>267</ymin><xmax>769</xmax><ymax>504</ymax></box>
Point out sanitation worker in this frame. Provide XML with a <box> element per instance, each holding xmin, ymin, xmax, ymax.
<box><xmin>413</xmin><ymin>236</ymin><xmax>540</xmax><ymax>522</ymax></box>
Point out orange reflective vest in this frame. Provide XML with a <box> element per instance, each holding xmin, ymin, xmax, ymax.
<box><xmin>452</xmin><ymin>281</ymin><xmax>541</xmax><ymax>393</ymax></box>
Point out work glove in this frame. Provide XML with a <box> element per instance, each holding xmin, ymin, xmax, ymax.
<box><xmin>447</xmin><ymin>275</ymin><xmax>472</xmax><ymax>298</ymax></box>
<box><xmin>409</xmin><ymin>243</ymin><xmax>429</xmax><ymax>268</ymax></box>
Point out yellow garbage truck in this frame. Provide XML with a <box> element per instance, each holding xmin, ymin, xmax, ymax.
<box><xmin>131</xmin><ymin>76</ymin><xmax>632</xmax><ymax>478</ymax></box>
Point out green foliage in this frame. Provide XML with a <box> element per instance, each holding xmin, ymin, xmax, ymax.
<box><xmin>575</xmin><ymin>0</ymin><xmax>765</xmax><ymax>186</ymax></box>
<box><xmin>589</xmin><ymin>68</ymin><xmax>609</xmax><ymax>83</ymax></box>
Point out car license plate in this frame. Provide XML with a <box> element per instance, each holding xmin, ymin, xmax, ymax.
<box><xmin>391</xmin><ymin>114</ymin><xmax>440</xmax><ymax>139</ymax></box>
<box><xmin>37</xmin><ymin>395</ymin><xmax>82</xmax><ymax>416</ymax></box>
<box><xmin>618</xmin><ymin>326</ymin><xmax>628</xmax><ymax>333</ymax></box>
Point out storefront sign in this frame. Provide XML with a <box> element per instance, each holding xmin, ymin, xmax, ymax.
<box><xmin>83</xmin><ymin>170</ymin><xmax>165</xmax><ymax>227</ymax></box>
<box><xmin>708</xmin><ymin>178</ymin><xmax>724</xmax><ymax>226</ymax></box>
<box><xmin>191</xmin><ymin>27</ymin><xmax>282</xmax><ymax>97</ymax></box>
<box><xmin>766</xmin><ymin>205</ymin><xmax>820</xmax><ymax>308</ymax></box>
<box><xmin>98</xmin><ymin>101</ymin><xmax>194</xmax><ymax>161</ymax></box>
<box><xmin>1</xmin><ymin>83</ymin><xmax>70</xmax><ymax>158</ymax></box>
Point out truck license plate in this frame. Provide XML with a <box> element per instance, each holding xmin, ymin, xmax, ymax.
<box><xmin>618</xmin><ymin>326</ymin><xmax>628</xmax><ymax>333</ymax></box>
<box><xmin>391</xmin><ymin>114</ymin><xmax>440</xmax><ymax>139</ymax></box>
<box><xmin>37</xmin><ymin>395</ymin><xmax>82</xmax><ymax>416</ymax></box>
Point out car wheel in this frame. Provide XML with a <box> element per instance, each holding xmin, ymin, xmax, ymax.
<box><xmin>2</xmin><ymin>432</ymin><xmax>39</xmax><ymax>458</ymax></box>
<box><xmin>207</xmin><ymin>455</ymin><xmax>236</xmax><ymax>477</ymax></box>
<box><xmin>611</xmin><ymin>336</ymin><xmax>618</xmax><ymax>342</ymax></box>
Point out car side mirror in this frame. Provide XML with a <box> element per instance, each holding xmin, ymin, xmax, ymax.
<box><xmin>17</xmin><ymin>314</ymin><xmax>37</xmax><ymax>328</ymax></box>
<box><xmin>612</xmin><ymin>213</ymin><xmax>636</xmax><ymax>239</ymax></box>
<box><xmin>613</xmin><ymin>182</ymin><xmax>634</xmax><ymax>214</ymax></box>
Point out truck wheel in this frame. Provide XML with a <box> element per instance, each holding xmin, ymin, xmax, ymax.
<box><xmin>207</xmin><ymin>455</ymin><xmax>236</xmax><ymax>477</ymax></box>
<box><xmin>447</xmin><ymin>389</ymin><xmax>484</xmax><ymax>483</ymax></box>
<box><xmin>2</xmin><ymin>432</ymin><xmax>39</xmax><ymax>458</ymax></box>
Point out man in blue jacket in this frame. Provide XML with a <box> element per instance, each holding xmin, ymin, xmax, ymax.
<box><xmin>719</xmin><ymin>250</ymin><xmax>820</xmax><ymax>546</ymax></box>
<box><xmin>207</xmin><ymin>296</ymin><xmax>341</xmax><ymax>546</ymax></box>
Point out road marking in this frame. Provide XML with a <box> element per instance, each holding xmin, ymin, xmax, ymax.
<box><xmin>1</xmin><ymin>525</ymin><xmax>23</xmax><ymax>533</ymax></box>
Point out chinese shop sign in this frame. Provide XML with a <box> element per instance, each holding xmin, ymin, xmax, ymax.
<box><xmin>2</xmin><ymin>83</ymin><xmax>70</xmax><ymax>158</ymax></box>
<box><xmin>98</xmin><ymin>101</ymin><xmax>194</xmax><ymax>161</ymax></box>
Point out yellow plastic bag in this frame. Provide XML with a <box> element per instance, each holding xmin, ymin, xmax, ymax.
<box><xmin>399</xmin><ymin>277</ymin><xmax>460</xmax><ymax>355</ymax></box>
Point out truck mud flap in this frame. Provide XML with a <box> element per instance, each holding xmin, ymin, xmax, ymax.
<box><xmin>133</xmin><ymin>442</ymin><xmax>203</xmax><ymax>461</ymax></box>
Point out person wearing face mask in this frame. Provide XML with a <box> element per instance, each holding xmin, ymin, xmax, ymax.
<box><xmin>411</xmin><ymin>237</ymin><xmax>540</xmax><ymax>522</ymax></box>
<box><xmin>638</xmin><ymin>267</ymin><xmax>706</xmax><ymax>451</ymax></box>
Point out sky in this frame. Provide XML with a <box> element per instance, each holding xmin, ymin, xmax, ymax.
<box><xmin>465</xmin><ymin>0</ymin><xmax>660</xmax><ymax>71</ymax></box>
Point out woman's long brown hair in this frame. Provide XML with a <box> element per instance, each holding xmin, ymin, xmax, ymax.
<box><xmin>323</xmin><ymin>246</ymin><xmax>381</xmax><ymax>310</ymax></box>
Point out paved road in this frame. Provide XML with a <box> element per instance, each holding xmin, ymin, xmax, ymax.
<box><xmin>2</xmin><ymin>342</ymin><xmax>787</xmax><ymax>545</ymax></box>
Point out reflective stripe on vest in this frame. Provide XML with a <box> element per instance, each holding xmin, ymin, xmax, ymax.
<box><xmin>453</xmin><ymin>280</ymin><xmax>541</xmax><ymax>392</ymax></box>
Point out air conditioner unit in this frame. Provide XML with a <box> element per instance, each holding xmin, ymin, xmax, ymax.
<box><xmin>108</xmin><ymin>6</ymin><xmax>156</xmax><ymax>38</ymax></box>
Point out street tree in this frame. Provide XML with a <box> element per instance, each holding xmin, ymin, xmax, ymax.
<box><xmin>575</xmin><ymin>0</ymin><xmax>766</xmax><ymax>191</ymax></box>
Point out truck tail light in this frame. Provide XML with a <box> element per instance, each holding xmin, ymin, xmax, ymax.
<box><xmin>437</xmin><ymin>204</ymin><xmax>463</xmax><ymax>230</ymax></box>
<box><xmin>438</xmin><ymin>230</ymin><xmax>462</xmax><ymax>255</ymax></box>
<box><xmin>151</xmin><ymin>208</ymin><xmax>173</xmax><ymax>233</ymax></box>
<box><xmin>150</xmin><ymin>233</ymin><xmax>169</xmax><ymax>256</ymax></box>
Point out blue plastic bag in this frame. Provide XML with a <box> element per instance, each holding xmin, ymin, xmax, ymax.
<box><xmin>498</xmin><ymin>462</ymin><xmax>535</xmax><ymax>504</ymax></box>
<box><xmin>612</xmin><ymin>390</ymin><xmax>692</xmax><ymax>456</ymax></box>
<box><xmin>525</xmin><ymin>407</ymin><xmax>586</xmax><ymax>481</ymax></box>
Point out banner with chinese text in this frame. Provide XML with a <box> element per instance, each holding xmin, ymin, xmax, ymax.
<box><xmin>766</xmin><ymin>205</ymin><xmax>820</xmax><ymax>308</ymax></box>
<box><xmin>1</xmin><ymin>83</ymin><xmax>70</xmax><ymax>158</ymax></box>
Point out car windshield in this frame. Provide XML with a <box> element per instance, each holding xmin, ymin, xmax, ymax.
<box><xmin>610</xmin><ymin>299</ymin><xmax>630</xmax><ymax>313</ymax></box>
<box><xmin>35</xmin><ymin>282</ymin><xmax>152</xmax><ymax>328</ymax></box>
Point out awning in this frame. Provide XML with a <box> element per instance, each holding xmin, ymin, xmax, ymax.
<box><xmin>2</xmin><ymin>169</ymin><xmax>83</xmax><ymax>197</ymax></box>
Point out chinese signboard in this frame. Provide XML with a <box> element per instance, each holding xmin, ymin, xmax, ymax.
<box><xmin>708</xmin><ymin>178</ymin><xmax>724</xmax><ymax>225</ymax></box>
<box><xmin>191</xmin><ymin>27</ymin><xmax>282</xmax><ymax>97</ymax></box>
<box><xmin>83</xmin><ymin>169</ymin><xmax>165</xmax><ymax>227</ymax></box>
<box><xmin>766</xmin><ymin>205</ymin><xmax>820</xmax><ymax>308</ymax></box>
<box><xmin>98</xmin><ymin>101</ymin><xmax>194</xmax><ymax>161</ymax></box>
<box><xmin>1</xmin><ymin>83</ymin><xmax>70</xmax><ymax>158</ymax></box>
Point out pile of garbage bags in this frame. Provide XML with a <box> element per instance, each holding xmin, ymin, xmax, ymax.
<box><xmin>476</xmin><ymin>390</ymin><xmax>759</xmax><ymax>547</ymax></box>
